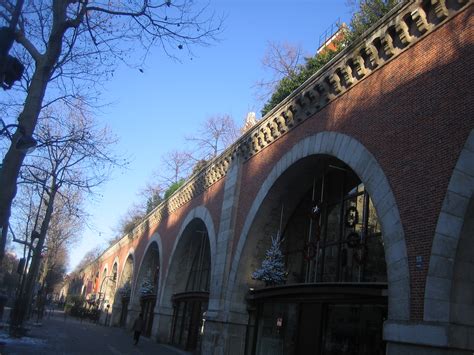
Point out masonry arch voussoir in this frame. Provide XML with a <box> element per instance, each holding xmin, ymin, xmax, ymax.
<box><xmin>112</xmin><ymin>256</ymin><xmax>120</xmax><ymax>275</ymax></box>
<box><xmin>154</xmin><ymin>205</ymin><xmax>216</xmax><ymax>344</ymax></box>
<box><xmin>227</xmin><ymin>131</ymin><xmax>410</xmax><ymax>321</ymax></box>
<box><xmin>132</xmin><ymin>234</ymin><xmax>162</xmax><ymax>303</ymax></box>
<box><xmin>159</xmin><ymin>205</ymin><xmax>217</xmax><ymax>307</ymax></box>
<box><xmin>101</xmin><ymin>264</ymin><xmax>109</xmax><ymax>279</ymax></box>
<box><xmin>425</xmin><ymin>129</ymin><xmax>474</xmax><ymax>323</ymax></box>
<box><xmin>118</xmin><ymin>249</ymin><xmax>135</xmax><ymax>288</ymax></box>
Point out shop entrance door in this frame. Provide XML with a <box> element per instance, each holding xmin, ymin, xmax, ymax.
<box><xmin>140</xmin><ymin>296</ymin><xmax>156</xmax><ymax>337</ymax></box>
<box><xmin>297</xmin><ymin>303</ymin><xmax>323</xmax><ymax>354</ymax></box>
<box><xmin>120</xmin><ymin>297</ymin><xmax>129</xmax><ymax>327</ymax></box>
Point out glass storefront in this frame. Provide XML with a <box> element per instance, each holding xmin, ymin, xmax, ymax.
<box><xmin>171</xmin><ymin>229</ymin><xmax>210</xmax><ymax>352</ymax></box>
<box><xmin>141</xmin><ymin>295</ymin><xmax>156</xmax><ymax>337</ymax></box>
<box><xmin>119</xmin><ymin>296</ymin><xmax>129</xmax><ymax>327</ymax></box>
<box><xmin>248</xmin><ymin>159</ymin><xmax>388</xmax><ymax>355</ymax></box>
<box><xmin>249</xmin><ymin>285</ymin><xmax>387</xmax><ymax>355</ymax></box>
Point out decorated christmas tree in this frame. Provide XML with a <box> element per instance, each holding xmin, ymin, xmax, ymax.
<box><xmin>252</xmin><ymin>234</ymin><xmax>287</xmax><ymax>286</ymax></box>
<box><xmin>139</xmin><ymin>278</ymin><xmax>155</xmax><ymax>296</ymax></box>
<box><xmin>119</xmin><ymin>281</ymin><xmax>131</xmax><ymax>298</ymax></box>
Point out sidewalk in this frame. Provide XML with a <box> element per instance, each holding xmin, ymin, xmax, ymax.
<box><xmin>0</xmin><ymin>310</ymin><xmax>189</xmax><ymax>355</ymax></box>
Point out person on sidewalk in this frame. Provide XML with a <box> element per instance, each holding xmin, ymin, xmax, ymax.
<box><xmin>132</xmin><ymin>313</ymin><xmax>144</xmax><ymax>345</ymax></box>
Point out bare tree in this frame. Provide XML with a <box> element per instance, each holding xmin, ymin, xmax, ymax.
<box><xmin>156</xmin><ymin>149</ymin><xmax>192</xmax><ymax>187</ymax></box>
<box><xmin>141</xmin><ymin>182</ymin><xmax>164</xmax><ymax>214</ymax></box>
<box><xmin>39</xmin><ymin>190</ymin><xmax>82</xmax><ymax>295</ymax></box>
<box><xmin>75</xmin><ymin>245</ymin><xmax>103</xmax><ymax>273</ymax></box>
<box><xmin>113</xmin><ymin>202</ymin><xmax>146</xmax><ymax>237</ymax></box>
<box><xmin>186</xmin><ymin>114</ymin><xmax>239</xmax><ymax>161</ymax></box>
<box><xmin>0</xmin><ymin>0</ymin><xmax>222</xmax><ymax>262</ymax></box>
<box><xmin>9</xmin><ymin>104</ymin><xmax>122</xmax><ymax>330</ymax></box>
<box><xmin>254</xmin><ymin>41</ymin><xmax>303</xmax><ymax>102</ymax></box>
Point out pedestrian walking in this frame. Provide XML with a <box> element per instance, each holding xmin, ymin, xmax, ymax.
<box><xmin>132</xmin><ymin>313</ymin><xmax>144</xmax><ymax>345</ymax></box>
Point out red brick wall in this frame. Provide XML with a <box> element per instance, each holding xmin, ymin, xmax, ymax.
<box><xmin>234</xmin><ymin>7</ymin><xmax>473</xmax><ymax>320</ymax></box>
<box><xmin>94</xmin><ymin>6</ymin><xmax>473</xmax><ymax>322</ymax></box>
<box><xmin>96</xmin><ymin>177</ymin><xmax>225</xmax><ymax>289</ymax></box>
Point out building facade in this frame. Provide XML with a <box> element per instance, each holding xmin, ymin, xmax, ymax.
<box><xmin>70</xmin><ymin>1</ymin><xmax>474</xmax><ymax>354</ymax></box>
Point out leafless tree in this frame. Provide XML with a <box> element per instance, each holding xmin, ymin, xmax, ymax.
<box><xmin>0</xmin><ymin>0</ymin><xmax>222</xmax><ymax>262</ymax></box>
<box><xmin>254</xmin><ymin>41</ymin><xmax>303</xmax><ymax>102</ymax></box>
<box><xmin>113</xmin><ymin>202</ymin><xmax>146</xmax><ymax>237</ymax></box>
<box><xmin>140</xmin><ymin>182</ymin><xmax>164</xmax><ymax>214</ymax></box>
<box><xmin>156</xmin><ymin>149</ymin><xmax>192</xmax><ymax>187</ymax></box>
<box><xmin>75</xmin><ymin>245</ymin><xmax>103</xmax><ymax>273</ymax></box>
<box><xmin>186</xmin><ymin>114</ymin><xmax>239</xmax><ymax>161</ymax></box>
<box><xmin>9</xmin><ymin>103</ymin><xmax>122</xmax><ymax>329</ymax></box>
<box><xmin>39</xmin><ymin>190</ymin><xmax>82</xmax><ymax>295</ymax></box>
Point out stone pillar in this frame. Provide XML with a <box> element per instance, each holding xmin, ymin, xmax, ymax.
<box><xmin>153</xmin><ymin>304</ymin><xmax>174</xmax><ymax>343</ymax></box>
<box><xmin>110</xmin><ymin>303</ymin><xmax>121</xmax><ymax>326</ymax></box>
<box><xmin>202</xmin><ymin>157</ymin><xmax>244</xmax><ymax>354</ymax></box>
<box><xmin>384</xmin><ymin>321</ymin><xmax>474</xmax><ymax>354</ymax></box>
<box><xmin>126</xmin><ymin>304</ymin><xmax>140</xmax><ymax>330</ymax></box>
<box><xmin>202</xmin><ymin>310</ymin><xmax>248</xmax><ymax>355</ymax></box>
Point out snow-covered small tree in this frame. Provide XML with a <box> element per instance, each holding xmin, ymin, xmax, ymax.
<box><xmin>252</xmin><ymin>234</ymin><xmax>287</xmax><ymax>286</ymax></box>
<box><xmin>139</xmin><ymin>279</ymin><xmax>155</xmax><ymax>296</ymax></box>
<box><xmin>119</xmin><ymin>282</ymin><xmax>132</xmax><ymax>298</ymax></box>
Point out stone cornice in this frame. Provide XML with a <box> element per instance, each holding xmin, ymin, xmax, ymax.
<box><xmin>98</xmin><ymin>0</ymin><xmax>471</xmax><ymax>262</ymax></box>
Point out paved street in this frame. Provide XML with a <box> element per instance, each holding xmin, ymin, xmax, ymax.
<box><xmin>0</xmin><ymin>310</ymin><xmax>189</xmax><ymax>355</ymax></box>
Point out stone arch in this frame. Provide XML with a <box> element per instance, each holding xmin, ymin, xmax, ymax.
<box><xmin>227</xmin><ymin>131</ymin><xmax>410</xmax><ymax>321</ymax></box>
<box><xmin>106</xmin><ymin>258</ymin><xmax>119</xmax><ymax>304</ymax></box>
<box><xmin>156</xmin><ymin>205</ymin><xmax>216</xmax><ymax>344</ymax></box>
<box><xmin>132</xmin><ymin>235</ymin><xmax>162</xmax><ymax>305</ymax></box>
<box><xmin>100</xmin><ymin>264</ymin><xmax>109</xmax><ymax>293</ymax></box>
<box><xmin>112</xmin><ymin>251</ymin><xmax>135</xmax><ymax>327</ymax></box>
<box><xmin>112</xmin><ymin>256</ymin><xmax>120</xmax><ymax>278</ymax></box>
<box><xmin>101</xmin><ymin>264</ymin><xmax>109</xmax><ymax>278</ymax></box>
<box><xmin>98</xmin><ymin>264</ymin><xmax>111</xmax><ymax>309</ymax></box>
<box><xmin>118</xmin><ymin>250</ymin><xmax>135</xmax><ymax>291</ymax></box>
<box><xmin>130</xmin><ymin>235</ymin><xmax>162</xmax><ymax>337</ymax></box>
<box><xmin>424</xmin><ymin>130</ymin><xmax>474</xmax><ymax>323</ymax></box>
<box><xmin>159</xmin><ymin>205</ymin><xmax>217</xmax><ymax>306</ymax></box>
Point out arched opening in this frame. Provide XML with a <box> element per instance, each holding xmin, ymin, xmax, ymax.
<box><xmin>237</xmin><ymin>155</ymin><xmax>387</xmax><ymax>355</ymax></box>
<box><xmin>450</xmin><ymin>196</ymin><xmax>474</xmax><ymax>327</ymax></box>
<box><xmin>99</xmin><ymin>267</ymin><xmax>109</xmax><ymax>307</ymax></box>
<box><xmin>117</xmin><ymin>254</ymin><xmax>134</xmax><ymax>327</ymax></box>
<box><xmin>166</xmin><ymin>218</ymin><xmax>211</xmax><ymax>352</ymax></box>
<box><xmin>134</xmin><ymin>242</ymin><xmax>160</xmax><ymax>337</ymax></box>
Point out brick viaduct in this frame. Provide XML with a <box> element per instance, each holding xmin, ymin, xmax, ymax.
<box><xmin>71</xmin><ymin>2</ymin><xmax>473</xmax><ymax>354</ymax></box>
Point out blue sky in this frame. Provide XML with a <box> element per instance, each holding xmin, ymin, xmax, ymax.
<box><xmin>69</xmin><ymin>0</ymin><xmax>351</xmax><ymax>270</ymax></box>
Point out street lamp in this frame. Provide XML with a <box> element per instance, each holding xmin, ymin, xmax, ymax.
<box><xmin>0</xmin><ymin>118</ymin><xmax>37</xmax><ymax>154</ymax></box>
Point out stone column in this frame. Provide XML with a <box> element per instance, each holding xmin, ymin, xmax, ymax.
<box><xmin>385</xmin><ymin>321</ymin><xmax>474</xmax><ymax>354</ymax></box>
<box><xmin>126</xmin><ymin>303</ymin><xmax>140</xmax><ymax>330</ymax></box>
<box><xmin>202</xmin><ymin>156</ymin><xmax>244</xmax><ymax>354</ymax></box>
<box><xmin>110</xmin><ymin>303</ymin><xmax>121</xmax><ymax>326</ymax></box>
<box><xmin>152</xmin><ymin>303</ymin><xmax>174</xmax><ymax>343</ymax></box>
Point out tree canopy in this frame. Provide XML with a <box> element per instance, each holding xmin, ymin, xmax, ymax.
<box><xmin>260</xmin><ymin>0</ymin><xmax>401</xmax><ymax>116</ymax></box>
<box><xmin>0</xmin><ymin>0</ymin><xmax>223</xmax><ymax>262</ymax></box>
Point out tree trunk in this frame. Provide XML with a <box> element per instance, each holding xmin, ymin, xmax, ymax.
<box><xmin>0</xmin><ymin>6</ymin><xmax>67</xmax><ymax>262</ymax></box>
<box><xmin>10</xmin><ymin>185</ymin><xmax>57</xmax><ymax>331</ymax></box>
